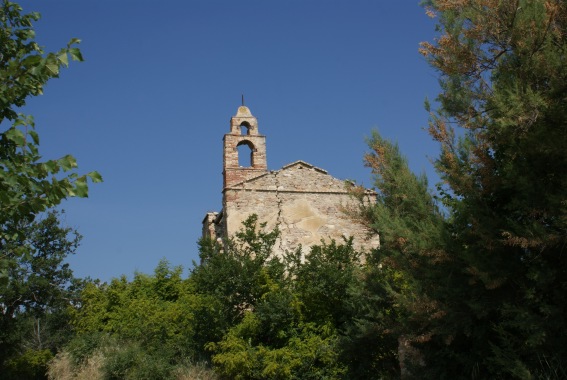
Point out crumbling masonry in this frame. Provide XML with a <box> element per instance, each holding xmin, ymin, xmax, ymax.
<box><xmin>202</xmin><ymin>106</ymin><xmax>379</xmax><ymax>256</ymax></box>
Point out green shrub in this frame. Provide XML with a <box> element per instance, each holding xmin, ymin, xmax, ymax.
<box><xmin>101</xmin><ymin>341</ymin><xmax>174</xmax><ymax>380</ymax></box>
<box><xmin>4</xmin><ymin>348</ymin><xmax>54</xmax><ymax>380</ymax></box>
<box><xmin>66</xmin><ymin>332</ymin><xmax>111</xmax><ymax>367</ymax></box>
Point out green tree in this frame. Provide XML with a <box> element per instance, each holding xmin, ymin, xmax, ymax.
<box><xmin>190</xmin><ymin>214</ymin><xmax>282</xmax><ymax>353</ymax></box>
<box><xmin>1</xmin><ymin>2</ymin><xmax>101</xmax><ymax>376</ymax></box>
<box><xmin>210</xmin><ymin>314</ymin><xmax>346</xmax><ymax>380</ymax></box>
<box><xmin>72</xmin><ymin>260</ymin><xmax>197</xmax><ymax>355</ymax></box>
<box><xmin>0</xmin><ymin>211</ymin><xmax>86</xmax><ymax>378</ymax></box>
<box><xmin>0</xmin><ymin>0</ymin><xmax>101</xmax><ymax>277</ymax></box>
<box><xmin>291</xmin><ymin>236</ymin><xmax>401</xmax><ymax>379</ymax></box>
<box><xmin>389</xmin><ymin>0</ymin><xmax>567</xmax><ymax>377</ymax></box>
<box><xmin>355</xmin><ymin>132</ymin><xmax>445</xmax><ymax>378</ymax></box>
<box><xmin>64</xmin><ymin>217</ymin><xmax>284</xmax><ymax>378</ymax></box>
<box><xmin>199</xmin><ymin>216</ymin><xmax>397</xmax><ymax>379</ymax></box>
<box><xmin>67</xmin><ymin>260</ymin><xmax>203</xmax><ymax>379</ymax></box>
<box><xmin>291</xmin><ymin>238</ymin><xmax>363</xmax><ymax>329</ymax></box>
<box><xmin>201</xmin><ymin>218</ymin><xmax>350</xmax><ymax>379</ymax></box>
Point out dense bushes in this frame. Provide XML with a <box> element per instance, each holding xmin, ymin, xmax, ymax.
<box><xmin>53</xmin><ymin>217</ymin><xmax>397</xmax><ymax>379</ymax></box>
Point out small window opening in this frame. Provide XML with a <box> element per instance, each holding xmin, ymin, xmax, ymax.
<box><xmin>237</xmin><ymin>141</ymin><xmax>253</xmax><ymax>167</ymax></box>
<box><xmin>240</xmin><ymin>122</ymin><xmax>251</xmax><ymax>136</ymax></box>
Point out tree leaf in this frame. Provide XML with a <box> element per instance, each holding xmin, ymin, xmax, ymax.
<box><xmin>59</xmin><ymin>155</ymin><xmax>78</xmax><ymax>171</ymax></box>
<box><xmin>46</xmin><ymin>63</ymin><xmax>59</xmax><ymax>75</ymax></box>
<box><xmin>67</xmin><ymin>37</ymin><xmax>81</xmax><ymax>46</ymax></box>
<box><xmin>87</xmin><ymin>171</ymin><xmax>103</xmax><ymax>183</ymax></box>
<box><xmin>5</xmin><ymin>128</ymin><xmax>26</xmax><ymax>146</ymax></box>
<box><xmin>73</xmin><ymin>176</ymin><xmax>89</xmax><ymax>198</ymax></box>
<box><xmin>57</xmin><ymin>51</ymin><xmax>69</xmax><ymax>67</ymax></box>
<box><xmin>68</xmin><ymin>47</ymin><xmax>83</xmax><ymax>62</ymax></box>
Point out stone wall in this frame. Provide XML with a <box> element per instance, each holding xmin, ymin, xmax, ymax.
<box><xmin>222</xmin><ymin>161</ymin><xmax>379</xmax><ymax>256</ymax></box>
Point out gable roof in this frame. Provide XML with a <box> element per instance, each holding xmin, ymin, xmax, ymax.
<box><xmin>224</xmin><ymin>160</ymin><xmax>329</xmax><ymax>188</ymax></box>
<box><xmin>280</xmin><ymin>160</ymin><xmax>328</xmax><ymax>174</ymax></box>
<box><xmin>223</xmin><ymin>160</ymin><xmax>369</xmax><ymax>196</ymax></box>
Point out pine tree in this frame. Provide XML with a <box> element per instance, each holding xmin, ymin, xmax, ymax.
<box><xmin>412</xmin><ymin>0</ymin><xmax>567</xmax><ymax>377</ymax></box>
<box><xmin>356</xmin><ymin>132</ymin><xmax>446</xmax><ymax>378</ymax></box>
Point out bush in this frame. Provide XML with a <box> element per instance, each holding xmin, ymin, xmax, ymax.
<box><xmin>4</xmin><ymin>349</ymin><xmax>53</xmax><ymax>380</ymax></box>
<box><xmin>101</xmin><ymin>342</ymin><xmax>173</xmax><ymax>380</ymax></box>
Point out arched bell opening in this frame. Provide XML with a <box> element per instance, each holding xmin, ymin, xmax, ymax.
<box><xmin>236</xmin><ymin>140</ymin><xmax>255</xmax><ymax>167</ymax></box>
<box><xmin>239</xmin><ymin>121</ymin><xmax>252</xmax><ymax>136</ymax></box>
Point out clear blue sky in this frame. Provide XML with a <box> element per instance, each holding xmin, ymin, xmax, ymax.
<box><xmin>16</xmin><ymin>1</ymin><xmax>441</xmax><ymax>282</ymax></box>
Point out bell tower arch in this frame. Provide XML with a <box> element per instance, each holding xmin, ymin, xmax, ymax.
<box><xmin>223</xmin><ymin>106</ymin><xmax>267</xmax><ymax>188</ymax></box>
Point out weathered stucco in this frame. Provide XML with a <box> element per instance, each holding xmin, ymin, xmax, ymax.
<box><xmin>203</xmin><ymin>106</ymin><xmax>379</xmax><ymax>257</ymax></box>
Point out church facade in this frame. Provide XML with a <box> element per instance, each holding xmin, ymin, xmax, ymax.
<box><xmin>202</xmin><ymin>106</ymin><xmax>379</xmax><ymax>256</ymax></box>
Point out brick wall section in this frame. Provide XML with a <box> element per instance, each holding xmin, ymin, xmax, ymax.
<box><xmin>223</xmin><ymin>106</ymin><xmax>268</xmax><ymax>188</ymax></box>
<box><xmin>223</xmin><ymin>134</ymin><xmax>267</xmax><ymax>188</ymax></box>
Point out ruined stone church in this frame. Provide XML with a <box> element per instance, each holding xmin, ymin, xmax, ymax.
<box><xmin>202</xmin><ymin>106</ymin><xmax>379</xmax><ymax>256</ymax></box>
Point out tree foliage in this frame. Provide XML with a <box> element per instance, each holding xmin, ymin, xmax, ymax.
<box><xmin>61</xmin><ymin>216</ymin><xmax>399</xmax><ymax>379</ymax></box>
<box><xmin>0</xmin><ymin>0</ymin><xmax>102</xmax><ymax>281</ymax></box>
<box><xmin>357</xmin><ymin>1</ymin><xmax>567</xmax><ymax>378</ymax></box>
<box><xmin>196</xmin><ymin>217</ymin><xmax>397</xmax><ymax>379</ymax></box>
<box><xmin>0</xmin><ymin>211</ymin><xmax>86</xmax><ymax>378</ymax></box>
<box><xmin>355</xmin><ymin>133</ymin><xmax>445</xmax><ymax>378</ymax></box>
<box><xmin>64</xmin><ymin>260</ymin><xmax>212</xmax><ymax>379</ymax></box>
<box><xmin>199</xmin><ymin>219</ymin><xmax>352</xmax><ymax>379</ymax></box>
<box><xmin>191</xmin><ymin>215</ymin><xmax>282</xmax><ymax>329</ymax></box>
<box><xmin>72</xmin><ymin>261</ymin><xmax>198</xmax><ymax>357</ymax></box>
<box><xmin>421</xmin><ymin>1</ymin><xmax>567</xmax><ymax>377</ymax></box>
<box><xmin>0</xmin><ymin>0</ymin><xmax>83</xmax><ymax>122</ymax></box>
<box><xmin>1</xmin><ymin>1</ymin><xmax>101</xmax><ymax>377</ymax></box>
